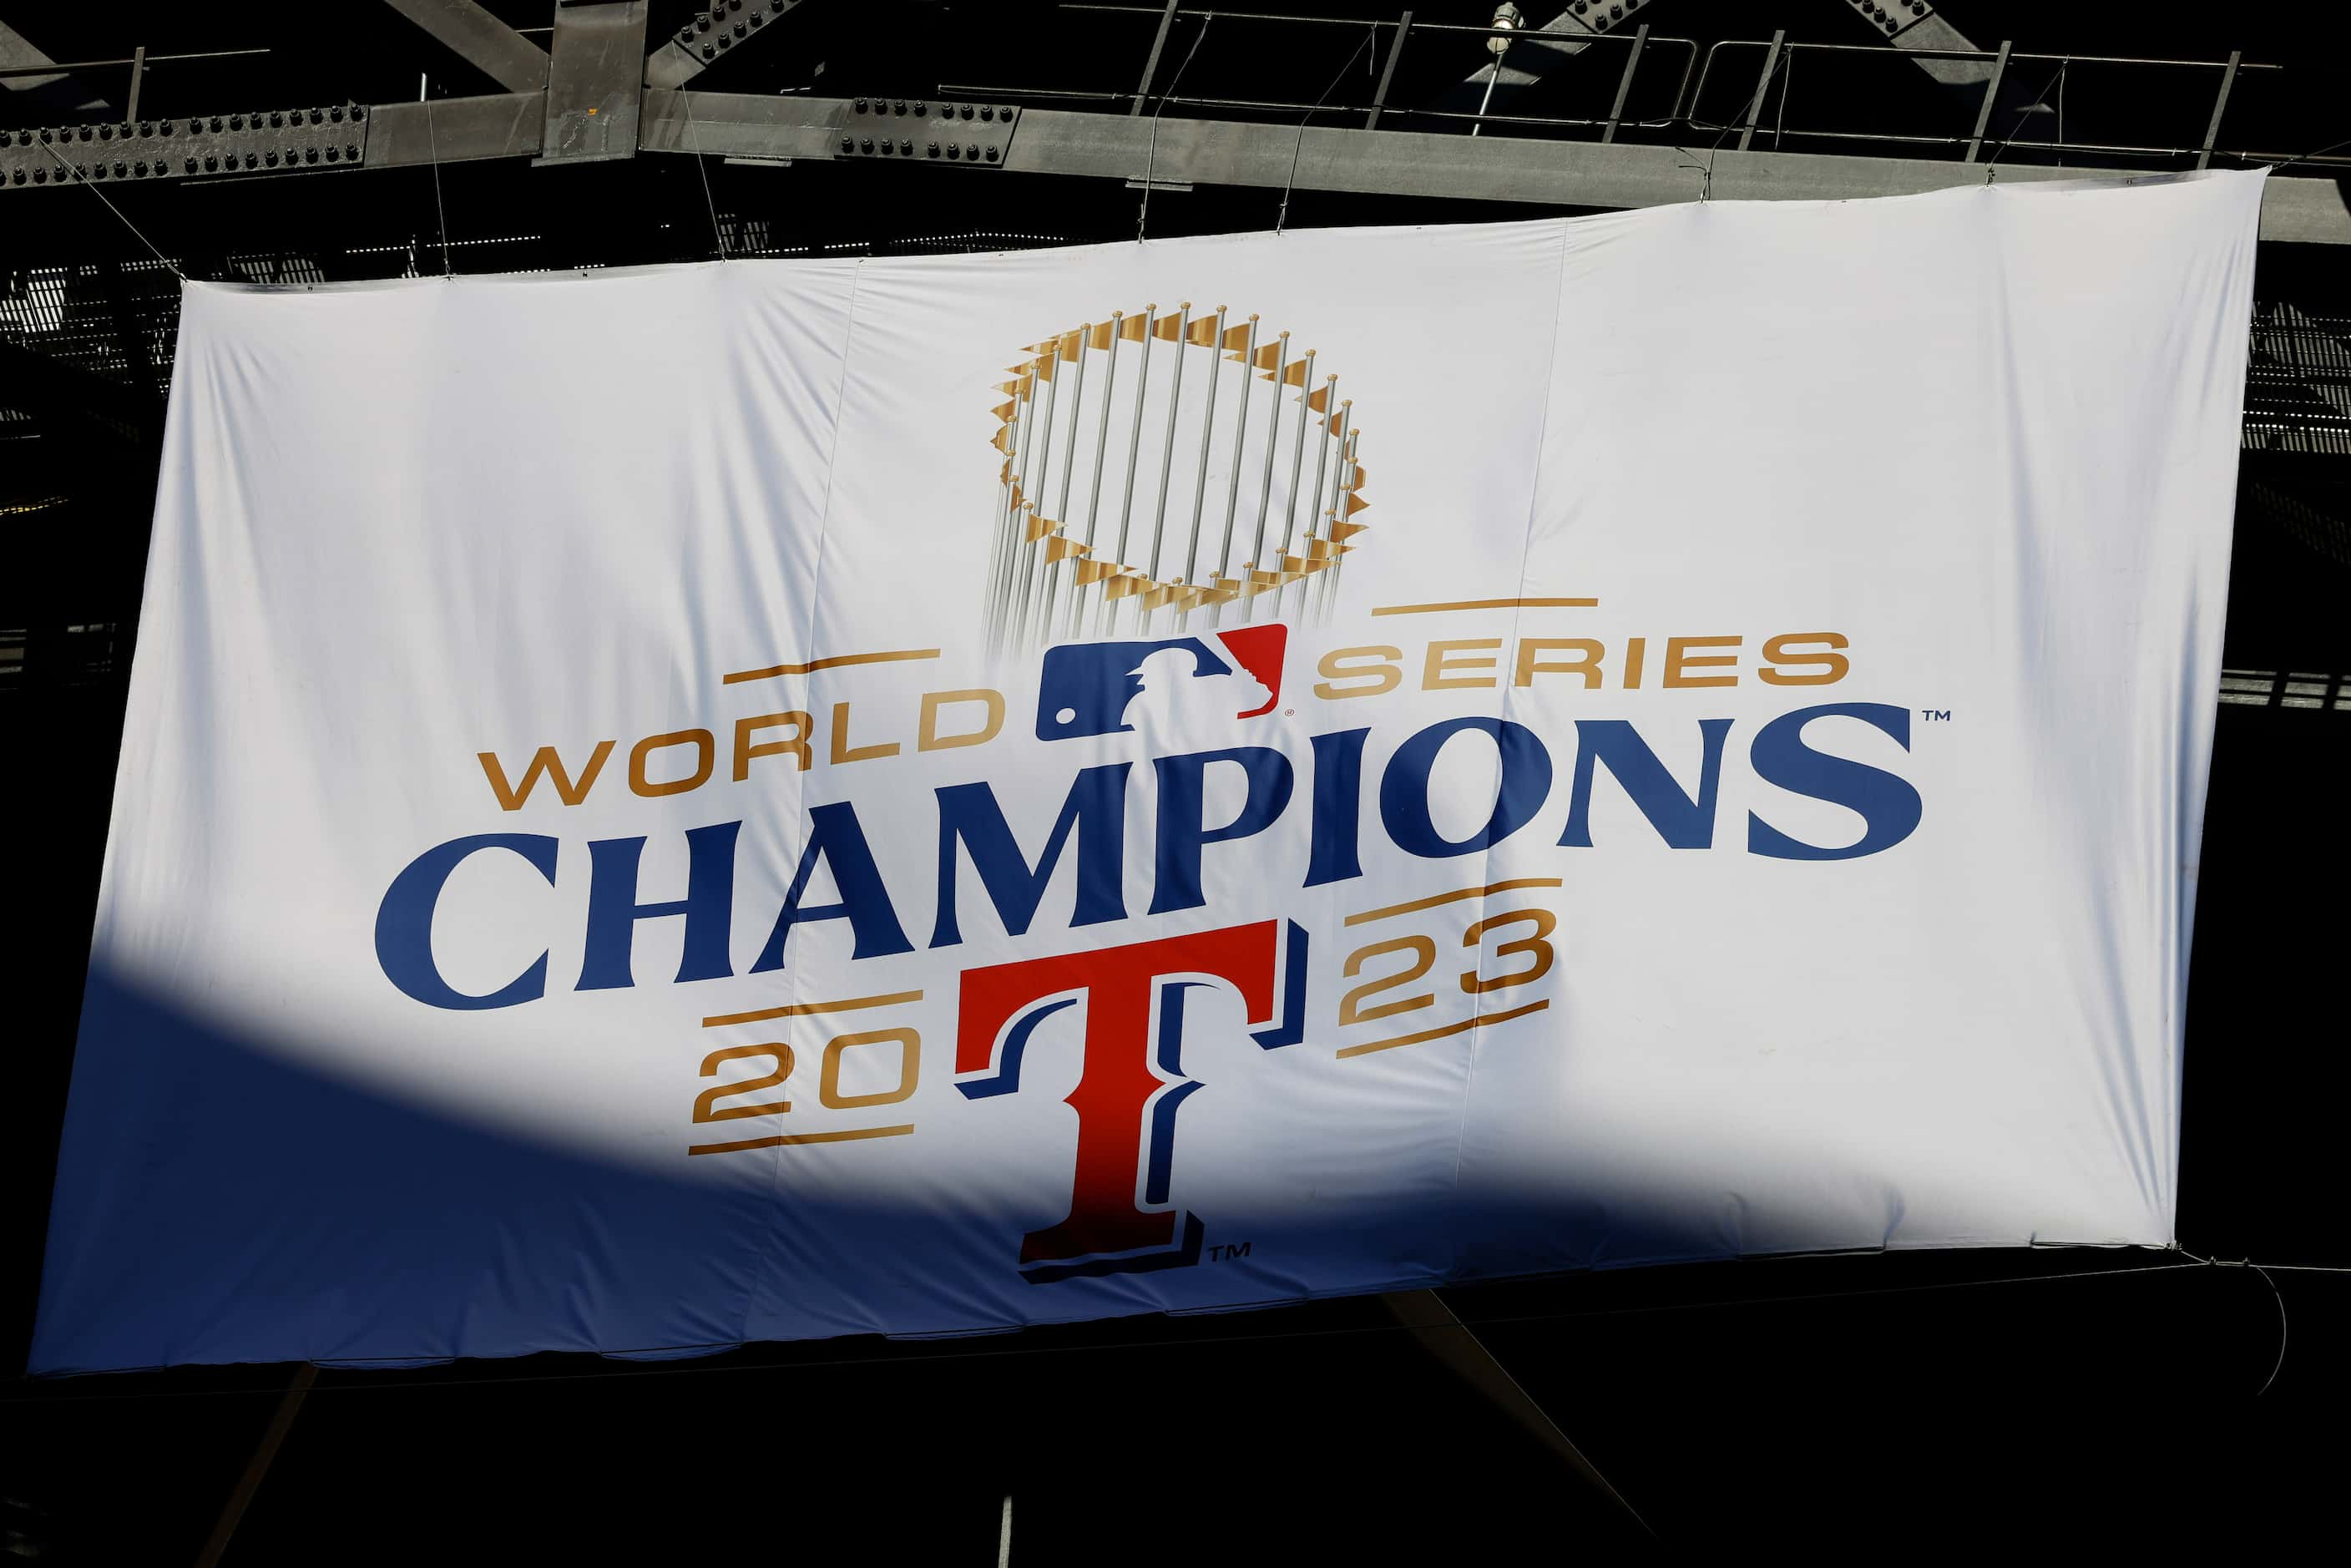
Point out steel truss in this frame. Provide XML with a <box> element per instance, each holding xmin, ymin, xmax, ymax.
<box><xmin>0</xmin><ymin>2</ymin><xmax>2343</xmax><ymax>243</ymax></box>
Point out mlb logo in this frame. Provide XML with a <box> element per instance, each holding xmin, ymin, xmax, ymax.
<box><xmin>1034</xmin><ymin>625</ymin><xmax>1288</xmax><ymax>742</ymax></box>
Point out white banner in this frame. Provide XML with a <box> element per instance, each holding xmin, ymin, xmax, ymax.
<box><xmin>33</xmin><ymin>170</ymin><xmax>2261</xmax><ymax>1373</ymax></box>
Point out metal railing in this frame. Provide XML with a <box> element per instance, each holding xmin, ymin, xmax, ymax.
<box><xmin>943</xmin><ymin>5</ymin><xmax>2330</xmax><ymax>175</ymax></box>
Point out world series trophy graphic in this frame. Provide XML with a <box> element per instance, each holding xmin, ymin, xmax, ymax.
<box><xmin>982</xmin><ymin>304</ymin><xmax>1371</xmax><ymax>654</ymax></box>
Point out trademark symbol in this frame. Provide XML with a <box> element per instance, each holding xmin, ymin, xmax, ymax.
<box><xmin>1207</xmin><ymin>1241</ymin><xmax>1253</xmax><ymax>1263</ymax></box>
<box><xmin>1921</xmin><ymin>709</ymin><xmax>1952</xmax><ymax>722</ymax></box>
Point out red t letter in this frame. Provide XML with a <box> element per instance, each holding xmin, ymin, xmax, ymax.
<box><xmin>955</xmin><ymin>920</ymin><xmax>1305</xmax><ymax>1278</ymax></box>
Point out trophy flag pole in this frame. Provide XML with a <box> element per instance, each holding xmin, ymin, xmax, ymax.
<box><xmin>1176</xmin><ymin>306</ymin><xmax>1227</xmax><ymax>631</ymax></box>
<box><xmin>1310</xmin><ymin>409</ymin><xmax>1352</xmax><ymax>621</ymax></box>
<box><xmin>983</xmin><ymin>433</ymin><xmax>1011</xmax><ymax>652</ymax></box>
<box><xmin>1036</xmin><ymin>326</ymin><xmax>1090</xmax><ymax>646</ymax></box>
<box><xmin>1320</xmin><ymin>423</ymin><xmax>1361</xmax><ymax>622</ymax></box>
<box><xmin>1001</xmin><ymin>362</ymin><xmax>1043</xmax><ymax>651</ymax></box>
<box><xmin>985</xmin><ymin>367</ymin><xmax>1034</xmax><ymax>655</ymax></box>
<box><xmin>1101</xmin><ymin>305</ymin><xmax>1158</xmax><ymax>637</ymax></box>
<box><xmin>1010</xmin><ymin>343</ymin><xmax>1062</xmax><ymax>649</ymax></box>
<box><xmin>1273</xmin><ymin>348</ymin><xmax>1317</xmax><ymax>612</ymax></box>
<box><xmin>1295</xmin><ymin>373</ymin><xmax>1337</xmax><ymax>623</ymax></box>
<box><xmin>1069</xmin><ymin>313</ymin><xmax>1122</xmax><ymax>641</ymax></box>
<box><xmin>983</xmin><ymin>376</ymin><xmax>1019</xmax><ymax>652</ymax></box>
<box><xmin>1209</xmin><ymin>316</ymin><xmax>1260</xmax><ymax>630</ymax></box>
<box><xmin>1244</xmin><ymin>331</ymin><xmax>1289</xmax><ymax>618</ymax></box>
<box><xmin>1140</xmin><ymin>302</ymin><xmax>1192</xmax><ymax>636</ymax></box>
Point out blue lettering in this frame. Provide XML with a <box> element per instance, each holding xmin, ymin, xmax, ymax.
<box><xmin>932</xmin><ymin>764</ymin><xmax>1130</xmax><ymax>948</ymax></box>
<box><xmin>375</xmin><ymin>833</ymin><xmax>558</xmax><ymax>1011</ymax></box>
<box><xmin>1304</xmin><ymin>727</ymin><xmax>1370</xmax><ymax>888</ymax></box>
<box><xmin>1150</xmin><ymin>746</ymin><xmax>1295</xmax><ymax>915</ymax></box>
<box><xmin>1747</xmin><ymin>702</ymin><xmax>1923</xmax><ymax>861</ymax></box>
<box><xmin>1380</xmin><ymin>717</ymin><xmax>1554</xmax><ymax>858</ymax></box>
<box><xmin>751</xmin><ymin>801</ymin><xmax>913</xmax><ymax>971</ymax></box>
<box><xmin>1560</xmin><ymin>718</ymin><xmax>1732</xmax><ymax>849</ymax></box>
<box><xmin>577</xmin><ymin>822</ymin><xmax>741</xmax><ymax>991</ymax></box>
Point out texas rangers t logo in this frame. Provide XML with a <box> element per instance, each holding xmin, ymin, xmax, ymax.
<box><xmin>953</xmin><ymin>919</ymin><xmax>1308</xmax><ymax>1280</ymax></box>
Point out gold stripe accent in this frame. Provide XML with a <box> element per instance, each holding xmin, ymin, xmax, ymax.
<box><xmin>1335</xmin><ymin>999</ymin><xmax>1550</xmax><ymax>1060</ymax></box>
<box><xmin>702</xmin><ymin>989</ymin><xmax>926</xmax><ymax>1028</ymax></box>
<box><xmin>688</xmin><ymin>1124</ymin><xmax>917</xmax><ymax>1156</ymax></box>
<box><xmin>1370</xmin><ymin>598</ymin><xmax>1599</xmax><ymax>616</ymax></box>
<box><xmin>1344</xmin><ymin>878</ymin><xmax>1564</xmax><ymax>928</ymax></box>
<box><xmin>720</xmin><ymin>648</ymin><xmax>941</xmax><ymax>686</ymax></box>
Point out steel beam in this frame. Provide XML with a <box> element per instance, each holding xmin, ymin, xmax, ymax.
<box><xmin>383</xmin><ymin>0</ymin><xmax>549</xmax><ymax>95</ymax></box>
<box><xmin>0</xmin><ymin>20</ymin><xmax>110</xmax><ymax>112</ymax></box>
<box><xmin>647</xmin><ymin>0</ymin><xmax>806</xmax><ymax>93</ymax></box>
<box><xmin>991</xmin><ymin>106</ymin><xmax>2351</xmax><ymax>244</ymax></box>
<box><xmin>11</xmin><ymin>84</ymin><xmax>2340</xmax><ymax>245</ymax></box>
<box><xmin>538</xmin><ymin>1</ymin><xmax>650</xmax><ymax>165</ymax></box>
<box><xmin>1847</xmin><ymin>3</ymin><xmax>1998</xmax><ymax>89</ymax></box>
<box><xmin>365</xmin><ymin>92</ymin><xmax>543</xmax><ymax>167</ymax></box>
<box><xmin>1131</xmin><ymin>0</ymin><xmax>1182</xmax><ymax>115</ymax></box>
<box><xmin>1453</xmin><ymin>6</ymin><xmax>1605</xmax><ymax>97</ymax></box>
<box><xmin>640</xmin><ymin>91</ymin><xmax>1018</xmax><ymax>165</ymax></box>
<box><xmin>1380</xmin><ymin>1292</ymin><xmax>1652</xmax><ymax>1540</ymax></box>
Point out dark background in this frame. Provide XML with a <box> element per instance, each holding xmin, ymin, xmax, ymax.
<box><xmin>3</xmin><ymin>3</ymin><xmax>2347</xmax><ymax>1558</ymax></box>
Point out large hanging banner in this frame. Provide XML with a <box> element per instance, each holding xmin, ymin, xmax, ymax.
<box><xmin>33</xmin><ymin>171</ymin><xmax>2262</xmax><ymax>1373</ymax></box>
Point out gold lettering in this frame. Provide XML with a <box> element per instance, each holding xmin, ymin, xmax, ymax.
<box><xmin>1514</xmin><ymin>638</ymin><xmax>1604</xmax><ymax>690</ymax></box>
<box><xmin>1663</xmin><ymin>635</ymin><xmax>1742</xmax><ymax>689</ymax></box>
<box><xmin>629</xmin><ymin>730</ymin><xmax>715</xmax><ymax>797</ymax></box>
<box><xmin>1314</xmin><ymin>645</ymin><xmax>1403</xmax><ymax>700</ymax></box>
<box><xmin>1758</xmin><ymin>632</ymin><xmax>1851</xmax><ymax>686</ymax></box>
<box><xmin>478</xmin><ymin>740</ymin><xmax>615</xmax><ymax>810</ymax></box>
<box><xmin>1423</xmin><ymin>638</ymin><xmax>1503</xmax><ymax>691</ymax></box>
<box><xmin>918</xmin><ymin>689</ymin><xmax>1005</xmax><ymax>751</ymax></box>
<box><xmin>733</xmin><ymin>711</ymin><xmax>812</xmax><ymax>780</ymax></box>
<box><xmin>819</xmin><ymin>1027</ymin><xmax>920</xmax><ymax>1109</ymax></box>
<box><xmin>829</xmin><ymin>701</ymin><xmax>901</xmax><ymax>765</ymax></box>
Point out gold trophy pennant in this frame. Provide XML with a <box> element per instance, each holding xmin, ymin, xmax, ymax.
<box><xmin>1201</xmin><ymin>576</ymin><xmax>1246</xmax><ymax>604</ymax></box>
<box><xmin>981</xmin><ymin>306</ymin><xmax>1368</xmax><ymax>648</ymax></box>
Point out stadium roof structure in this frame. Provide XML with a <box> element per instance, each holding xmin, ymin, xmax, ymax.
<box><xmin>3</xmin><ymin>4</ymin><xmax>2347</xmax><ymax>1560</ymax></box>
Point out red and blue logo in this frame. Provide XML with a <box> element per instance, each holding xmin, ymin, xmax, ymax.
<box><xmin>1034</xmin><ymin>624</ymin><xmax>1288</xmax><ymax>742</ymax></box>
<box><xmin>953</xmin><ymin>918</ymin><xmax>1308</xmax><ymax>1281</ymax></box>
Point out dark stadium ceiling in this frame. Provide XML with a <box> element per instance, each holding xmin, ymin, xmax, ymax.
<box><xmin>3</xmin><ymin>3</ymin><xmax>2348</xmax><ymax>237</ymax></box>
